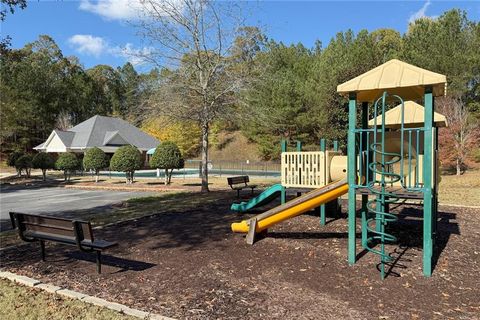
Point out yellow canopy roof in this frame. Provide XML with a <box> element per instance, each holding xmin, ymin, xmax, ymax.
<box><xmin>337</xmin><ymin>59</ymin><xmax>447</xmax><ymax>102</ymax></box>
<box><xmin>368</xmin><ymin>101</ymin><xmax>447</xmax><ymax>128</ymax></box>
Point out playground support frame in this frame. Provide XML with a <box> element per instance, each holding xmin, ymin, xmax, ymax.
<box><xmin>347</xmin><ymin>92</ymin><xmax>357</xmax><ymax>265</ymax></box>
<box><xmin>423</xmin><ymin>86</ymin><xmax>434</xmax><ymax>277</ymax></box>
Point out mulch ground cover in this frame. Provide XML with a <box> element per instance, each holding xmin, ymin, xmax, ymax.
<box><xmin>1</xmin><ymin>191</ymin><xmax>479</xmax><ymax>320</ymax></box>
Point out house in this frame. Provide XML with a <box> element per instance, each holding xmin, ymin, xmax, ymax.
<box><xmin>34</xmin><ymin>115</ymin><xmax>160</xmax><ymax>165</ymax></box>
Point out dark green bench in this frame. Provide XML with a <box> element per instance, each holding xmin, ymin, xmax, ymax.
<box><xmin>9</xmin><ymin>212</ymin><xmax>117</xmax><ymax>274</ymax></box>
<box><xmin>227</xmin><ymin>176</ymin><xmax>257</xmax><ymax>198</ymax></box>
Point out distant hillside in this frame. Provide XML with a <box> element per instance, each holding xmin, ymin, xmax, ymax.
<box><xmin>207</xmin><ymin>131</ymin><xmax>262</xmax><ymax>161</ymax></box>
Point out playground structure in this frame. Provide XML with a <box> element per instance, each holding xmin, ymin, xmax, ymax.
<box><xmin>231</xmin><ymin>59</ymin><xmax>447</xmax><ymax>278</ymax></box>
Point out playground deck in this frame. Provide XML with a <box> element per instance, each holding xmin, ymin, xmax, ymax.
<box><xmin>357</xmin><ymin>186</ymin><xmax>424</xmax><ymax>199</ymax></box>
<box><xmin>1</xmin><ymin>192</ymin><xmax>479</xmax><ymax>319</ymax></box>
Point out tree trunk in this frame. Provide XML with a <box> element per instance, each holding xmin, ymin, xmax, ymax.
<box><xmin>165</xmin><ymin>169</ymin><xmax>169</xmax><ymax>185</ymax></box>
<box><xmin>95</xmin><ymin>170</ymin><xmax>99</xmax><ymax>183</ymax></box>
<box><xmin>456</xmin><ymin>158</ymin><xmax>461</xmax><ymax>176</ymax></box>
<box><xmin>201</xmin><ymin>122</ymin><xmax>209</xmax><ymax>192</ymax></box>
<box><xmin>169</xmin><ymin>169</ymin><xmax>174</xmax><ymax>184</ymax></box>
<box><xmin>42</xmin><ymin>169</ymin><xmax>46</xmax><ymax>181</ymax></box>
<box><xmin>64</xmin><ymin>171</ymin><xmax>67</xmax><ymax>181</ymax></box>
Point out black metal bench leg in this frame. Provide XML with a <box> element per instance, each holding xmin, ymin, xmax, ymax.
<box><xmin>237</xmin><ymin>189</ymin><xmax>240</xmax><ymax>198</ymax></box>
<box><xmin>40</xmin><ymin>240</ymin><xmax>45</xmax><ymax>261</ymax></box>
<box><xmin>96</xmin><ymin>251</ymin><xmax>102</xmax><ymax>274</ymax></box>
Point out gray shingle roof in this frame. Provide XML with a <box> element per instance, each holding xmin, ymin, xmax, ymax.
<box><xmin>37</xmin><ymin>115</ymin><xmax>160</xmax><ymax>151</ymax></box>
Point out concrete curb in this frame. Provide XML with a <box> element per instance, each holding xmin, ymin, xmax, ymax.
<box><xmin>0</xmin><ymin>270</ymin><xmax>175</xmax><ymax>320</ymax></box>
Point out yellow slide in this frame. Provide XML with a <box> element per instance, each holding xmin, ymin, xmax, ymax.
<box><xmin>231</xmin><ymin>179</ymin><xmax>348</xmax><ymax>243</ymax></box>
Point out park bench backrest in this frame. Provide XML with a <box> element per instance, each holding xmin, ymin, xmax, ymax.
<box><xmin>227</xmin><ymin>176</ymin><xmax>249</xmax><ymax>187</ymax></box>
<box><xmin>9</xmin><ymin>212</ymin><xmax>94</xmax><ymax>244</ymax></box>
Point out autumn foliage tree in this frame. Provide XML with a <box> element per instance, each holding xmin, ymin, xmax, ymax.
<box><xmin>437</xmin><ymin>97</ymin><xmax>480</xmax><ymax>175</ymax></box>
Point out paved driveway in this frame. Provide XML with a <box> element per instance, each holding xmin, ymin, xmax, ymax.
<box><xmin>0</xmin><ymin>186</ymin><xmax>155</xmax><ymax>231</ymax></box>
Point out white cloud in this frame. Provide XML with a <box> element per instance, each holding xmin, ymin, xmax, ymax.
<box><xmin>79</xmin><ymin>0</ymin><xmax>143</xmax><ymax>20</ymax></box>
<box><xmin>68</xmin><ymin>34</ymin><xmax>151</xmax><ymax>66</ymax></box>
<box><xmin>114</xmin><ymin>43</ymin><xmax>153</xmax><ymax>66</ymax></box>
<box><xmin>68</xmin><ymin>34</ymin><xmax>108</xmax><ymax>57</ymax></box>
<box><xmin>408</xmin><ymin>0</ymin><xmax>436</xmax><ymax>24</ymax></box>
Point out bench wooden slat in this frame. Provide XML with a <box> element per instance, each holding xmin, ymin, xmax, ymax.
<box><xmin>23</xmin><ymin>231</ymin><xmax>116</xmax><ymax>249</ymax></box>
<box><xmin>23</xmin><ymin>224</ymin><xmax>76</xmax><ymax>238</ymax></box>
<box><xmin>22</xmin><ymin>215</ymin><xmax>73</xmax><ymax>229</ymax></box>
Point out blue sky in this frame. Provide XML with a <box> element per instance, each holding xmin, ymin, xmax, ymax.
<box><xmin>2</xmin><ymin>1</ymin><xmax>479</xmax><ymax>71</ymax></box>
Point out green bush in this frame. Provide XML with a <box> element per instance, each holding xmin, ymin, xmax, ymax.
<box><xmin>32</xmin><ymin>153</ymin><xmax>55</xmax><ymax>181</ymax></box>
<box><xmin>110</xmin><ymin>145</ymin><xmax>142</xmax><ymax>184</ymax></box>
<box><xmin>55</xmin><ymin>153</ymin><xmax>80</xmax><ymax>181</ymax></box>
<box><xmin>83</xmin><ymin>147</ymin><xmax>109</xmax><ymax>182</ymax></box>
<box><xmin>7</xmin><ymin>151</ymin><xmax>24</xmax><ymax>176</ymax></box>
<box><xmin>150</xmin><ymin>142</ymin><xmax>184</xmax><ymax>185</ymax></box>
<box><xmin>15</xmin><ymin>154</ymin><xmax>33</xmax><ymax>178</ymax></box>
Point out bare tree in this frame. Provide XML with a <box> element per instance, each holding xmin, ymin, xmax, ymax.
<box><xmin>55</xmin><ymin>110</ymin><xmax>73</xmax><ymax>130</ymax></box>
<box><xmin>437</xmin><ymin>97</ymin><xmax>480</xmax><ymax>175</ymax></box>
<box><xmin>133</xmin><ymin>0</ymin><xmax>249</xmax><ymax>192</ymax></box>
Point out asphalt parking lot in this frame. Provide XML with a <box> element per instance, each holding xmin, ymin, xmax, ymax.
<box><xmin>0</xmin><ymin>186</ymin><xmax>154</xmax><ymax>231</ymax></box>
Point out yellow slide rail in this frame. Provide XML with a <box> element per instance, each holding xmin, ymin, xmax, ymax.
<box><xmin>231</xmin><ymin>179</ymin><xmax>348</xmax><ymax>243</ymax></box>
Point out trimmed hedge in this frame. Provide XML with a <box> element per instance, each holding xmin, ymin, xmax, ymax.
<box><xmin>110</xmin><ymin>145</ymin><xmax>142</xmax><ymax>184</ymax></box>
<box><xmin>149</xmin><ymin>142</ymin><xmax>184</xmax><ymax>185</ymax></box>
<box><xmin>32</xmin><ymin>153</ymin><xmax>55</xmax><ymax>181</ymax></box>
<box><xmin>83</xmin><ymin>147</ymin><xmax>109</xmax><ymax>182</ymax></box>
<box><xmin>55</xmin><ymin>153</ymin><xmax>80</xmax><ymax>181</ymax></box>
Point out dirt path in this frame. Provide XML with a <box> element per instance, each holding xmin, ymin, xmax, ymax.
<box><xmin>1</xmin><ymin>192</ymin><xmax>479</xmax><ymax>319</ymax></box>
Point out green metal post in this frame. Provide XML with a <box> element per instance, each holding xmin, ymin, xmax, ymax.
<box><xmin>348</xmin><ymin>92</ymin><xmax>357</xmax><ymax>265</ymax></box>
<box><xmin>281</xmin><ymin>140</ymin><xmax>287</xmax><ymax>204</ymax></box>
<box><xmin>423</xmin><ymin>87</ymin><xmax>434</xmax><ymax>277</ymax></box>
<box><xmin>296</xmin><ymin>140</ymin><xmax>302</xmax><ymax>151</ymax></box>
<box><xmin>320</xmin><ymin>138</ymin><xmax>326</xmax><ymax>226</ymax></box>
<box><xmin>361</xmin><ymin>102</ymin><xmax>369</xmax><ymax>248</ymax></box>
<box><xmin>333</xmin><ymin>140</ymin><xmax>339</xmax><ymax>152</ymax></box>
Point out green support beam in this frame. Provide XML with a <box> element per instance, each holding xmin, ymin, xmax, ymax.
<box><xmin>296</xmin><ymin>140</ymin><xmax>302</xmax><ymax>151</ymax></box>
<box><xmin>281</xmin><ymin>140</ymin><xmax>287</xmax><ymax>153</ymax></box>
<box><xmin>320</xmin><ymin>138</ymin><xmax>326</xmax><ymax>226</ymax></box>
<box><xmin>361</xmin><ymin>102</ymin><xmax>369</xmax><ymax>248</ymax></box>
<box><xmin>347</xmin><ymin>93</ymin><xmax>357</xmax><ymax>265</ymax></box>
<box><xmin>333</xmin><ymin>140</ymin><xmax>339</xmax><ymax>152</ymax></box>
<box><xmin>423</xmin><ymin>87</ymin><xmax>434</xmax><ymax>277</ymax></box>
<box><xmin>281</xmin><ymin>140</ymin><xmax>287</xmax><ymax>204</ymax></box>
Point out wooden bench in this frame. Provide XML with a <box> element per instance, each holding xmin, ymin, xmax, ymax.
<box><xmin>9</xmin><ymin>212</ymin><xmax>117</xmax><ymax>274</ymax></box>
<box><xmin>227</xmin><ymin>176</ymin><xmax>257</xmax><ymax>198</ymax></box>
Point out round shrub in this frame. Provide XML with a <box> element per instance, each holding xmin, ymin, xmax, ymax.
<box><xmin>7</xmin><ymin>151</ymin><xmax>24</xmax><ymax>176</ymax></box>
<box><xmin>110</xmin><ymin>145</ymin><xmax>142</xmax><ymax>184</ymax></box>
<box><xmin>15</xmin><ymin>154</ymin><xmax>33</xmax><ymax>178</ymax></box>
<box><xmin>83</xmin><ymin>147</ymin><xmax>109</xmax><ymax>182</ymax></box>
<box><xmin>150</xmin><ymin>142</ymin><xmax>184</xmax><ymax>185</ymax></box>
<box><xmin>32</xmin><ymin>153</ymin><xmax>55</xmax><ymax>181</ymax></box>
<box><xmin>55</xmin><ymin>153</ymin><xmax>80</xmax><ymax>181</ymax></box>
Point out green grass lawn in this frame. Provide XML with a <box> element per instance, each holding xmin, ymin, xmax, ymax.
<box><xmin>0</xmin><ymin>279</ymin><xmax>136</xmax><ymax>320</ymax></box>
<box><xmin>438</xmin><ymin>169</ymin><xmax>480</xmax><ymax>206</ymax></box>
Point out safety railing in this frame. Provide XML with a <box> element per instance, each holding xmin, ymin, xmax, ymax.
<box><xmin>281</xmin><ymin>151</ymin><xmax>326</xmax><ymax>188</ymax></box>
